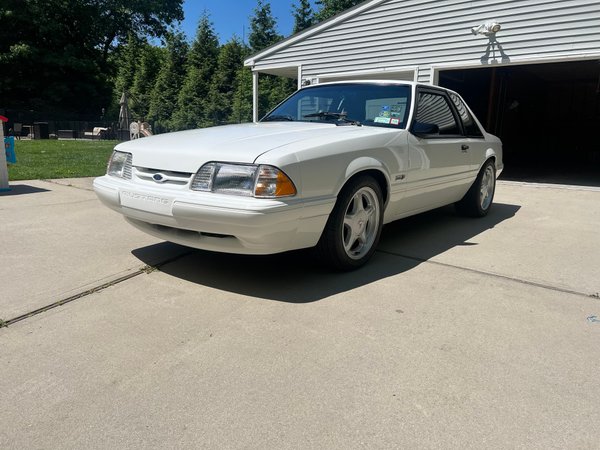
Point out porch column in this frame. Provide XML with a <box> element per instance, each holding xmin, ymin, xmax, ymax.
<box><xmin>252</xmin><ymin>71</ymin><xmax>259</xmax><ymax>123</ymax></box>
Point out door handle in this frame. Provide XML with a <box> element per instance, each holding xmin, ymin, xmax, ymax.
<box><xmin>461</xmin><ymin>144</ymin><xmax>469</xmax><ymax>152</ymax></box>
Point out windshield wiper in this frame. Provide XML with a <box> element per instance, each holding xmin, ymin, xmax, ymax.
<box><xmin>262</xmin><ymin>114</ymin><xmax>294</xmax><ymax>122</ymax></box>
<box><xmin>303</xmin><ymin>112</ymin><xmax>361</xmax><ymax>126</ymax></box>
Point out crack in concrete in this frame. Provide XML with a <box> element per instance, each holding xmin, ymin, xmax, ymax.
<box><xmin>377</xmin><ymin>249</ymin><xmax>596</xmax><ymax>299</ymax></box>
<box><xmin>41</xmin><ymin>179</ymin><xmax>95</xmax><ymax>192</ymax></box>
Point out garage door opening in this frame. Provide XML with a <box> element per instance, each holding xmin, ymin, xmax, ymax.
<box><xmin>439</xmin><ymin>60</ymin><xmax>600</xmax><ymax>186</ymax></box>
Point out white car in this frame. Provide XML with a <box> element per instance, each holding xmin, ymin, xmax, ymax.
<box><xmin>94</xmin><ymin>81</ymin><xmax>503</xmax><ymax>270</ymax></box>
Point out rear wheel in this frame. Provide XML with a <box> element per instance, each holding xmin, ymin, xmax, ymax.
<box><xmin>455</xmin><ymin>159</ymin><xmax>496</xmax><ymax>217</ymax></box>
<box><xmin>316</xmin><ymin>176</ymin><xmax>383</xmax><ymax>270</ymax></box>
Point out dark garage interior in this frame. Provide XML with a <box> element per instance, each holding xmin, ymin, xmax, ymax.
<box><xmin>439</xmin><ymin>60</ymin><xmax>600</xmax><ymax>185</ymax></box>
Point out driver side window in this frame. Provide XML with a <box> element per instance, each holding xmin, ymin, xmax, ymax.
<box><xmin>415</xmin><ymin>91</ymin><xmax>460</xmax><ymax>136</ymax></box>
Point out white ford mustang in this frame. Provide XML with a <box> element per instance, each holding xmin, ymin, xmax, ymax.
<box><xmin>94</xmin><ymin>81</ymin><xmax>502</xmax><ymax>270</ymax></box>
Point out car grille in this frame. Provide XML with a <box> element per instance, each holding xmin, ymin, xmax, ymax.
<box><xmin>134</xmin><ymin>167</ymin><xmax>193</xmax><ymax>186</ymax></box>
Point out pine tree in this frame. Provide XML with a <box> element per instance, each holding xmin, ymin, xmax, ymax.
<box><xmin>130</xmin><ymin>43</ymin><xmax>165</xmax><ymax>120</ymax></box>
<box><xmin>249</xmin><ymin>0</ymin><xmax>282</xmax><ymax>53</ymax></box>
<box><xmin>231</xmin><ymin>66</ymin><xmax>254</xmax><ymax>124</ymax></box>
<box><xmin>148</xmin><ymin>31</ymin><xmax>189</xmax><ymax>133</ymax></box>
<box><xmin>114</xmin><ymin>34</ymin><xmax>143</xmax><ymax>102</ymax></box>
<box><xmin>246</xmin><ymin>0</ymin><xmax>292</xmax><ymax>119</ymax></box>
<box><xmin>206</xmin><ymin>37</ymin><xmax>249</xmax><ymax>125</ymax></box>
<box><xmin>171</xmin><ymin>13</ymin><xmax>219</xmax><ymax>130</ymax></box>
<box><xmin>315</xmin><ymin>0</ymin><xmax>364</xmax><ymax>21</ymax></box>
<box><xmin>292</xmin><ymin>0</ymin><xmax>314</xmax><ymax>34</ymax></box>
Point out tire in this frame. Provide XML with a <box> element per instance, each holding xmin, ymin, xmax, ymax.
<box><xmin>316</xmin><ymin>175</ymin><xmax>384</xmax><ymax>270</ymax></box>
<box><xmin>455</xmin><ymin>159</ymin><xmax>496</xmax><ymax>217</ymax></box>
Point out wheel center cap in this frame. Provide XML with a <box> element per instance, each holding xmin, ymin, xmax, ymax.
<box><xmin>356</xmin><ymin>212</ymin><xmax>368</xmax><ymax>231</ymax></box>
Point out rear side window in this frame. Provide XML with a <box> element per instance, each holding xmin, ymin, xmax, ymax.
<box><xmin>415</xmin><ymin>91</ymin><xmax>460</xmax><ymax>135</ymax></box>
<box><xmin>449</xmin><ymin>93</ymin><xmax>484</xmax><ymax>138</ymax></box>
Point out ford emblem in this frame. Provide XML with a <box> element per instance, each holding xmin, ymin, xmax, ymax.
<box><xmin>153</xmin><ymin>173</ymin><xmax>166</xmax><ymax>183</ymax></box>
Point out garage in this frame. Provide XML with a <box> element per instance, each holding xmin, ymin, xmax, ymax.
<box><xmin>245</xmin><ymin>0</ymin><xmax>600</xmax><ymax>184</ymax></box>
<box><xmin>439</xmin><ymin>59</ymin><xmax>600</xmax><ymax>183</ymax></box>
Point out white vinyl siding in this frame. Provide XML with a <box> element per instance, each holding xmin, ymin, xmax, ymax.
<box><xmin>247</xmin><ymin>0</ymin><xmax>600</xmax><ymax>82</ymax></box>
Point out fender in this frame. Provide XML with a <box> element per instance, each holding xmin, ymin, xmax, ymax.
<box><xmin>339</xmin><ymin>156</ymin><xmax>391</xmax><ymax>204</ymax></box>
<box><xmin>485</xmin><ymin>147</ymin><xmax>497</xmax><ymax>161</ymax></box>
<box><xmin>474</xmin><ymin>147</ymin><xmax>498</xmax><ymax>172</ymax></box>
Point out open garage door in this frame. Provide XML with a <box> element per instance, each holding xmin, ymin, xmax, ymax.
<box><xmin>439</xmin><ymin>60</ymin><xmax>600</xmax><ymax>186</ymax></box>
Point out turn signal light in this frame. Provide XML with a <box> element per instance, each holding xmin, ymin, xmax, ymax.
<box><xmin>255</xmin><ymin>166</ymin><xmax>297</xmax><ymax>198</ymax></box>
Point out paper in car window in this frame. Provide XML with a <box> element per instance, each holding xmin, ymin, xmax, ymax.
<box><xmin>366</xmin><ymin>98</ymin><xmax>407</xmax><ymax>124</ymax></box>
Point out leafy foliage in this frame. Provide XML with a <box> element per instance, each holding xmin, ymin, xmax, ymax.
<box><xmin>315</xmin><ymin>0</ymin><xmax>364</xmax><ymax>21</ymax></box>
<box><xmin>249</xmin><ymin>0</ymin><xmax>282</xmax><ymax>53</ymax></box>
<box><xmin>206</xmin><ymin>38</ymin><xmax>250</xmax><ymax>125</ymax></box>
<box><xmin>171</xmin><ymin>13</ymin><xmax>220</xmax><ymax>130</ymax></box>
<box><xmin>0</xmin><ymin>0</ymin><xmax>183</xmax><ymax>116</ymax></box>
<box><xmin>231</xmin><ymin>67</ymin><xmax>254</xmax><ymax>124</ymax></box>
<box><xmin>293</xmin><ymin>0</ymin><xmax>315</xmax><ymax>34</ymax></box>
<box><xmin>1</xmin><ymin>0</ymin><xmax>371</xmax><ymax>132</ymax></box>
<box><xmin>148</xmin><ymin>32</ymin><xmax>189</xmax><ymax>133</ymax></box>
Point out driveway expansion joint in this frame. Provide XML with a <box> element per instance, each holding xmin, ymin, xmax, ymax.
<box><xmin>0</xmin><ymin>251</ymin><xmax>193</xmax><ymax>329</ymax></box>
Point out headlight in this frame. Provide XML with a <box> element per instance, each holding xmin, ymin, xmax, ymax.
<box><xmin>107</xmin><ymin>151</ymin><xmax>132</xmax><ymax>179</ymax></box>
<box><xmin>191</xmin><ymin>162</ymin><xmax>296</xmax><ymax>198</ymax></box>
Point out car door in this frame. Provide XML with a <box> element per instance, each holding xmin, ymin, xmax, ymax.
<box><xmin>448</xmin><ymin>91</ymin><xmax>488</xmax><ymax>174</ymax></box>
<box><xmin>401</xmin><ymin>87</ymin><xmax>473</xmax><ymax>214</ymax></box>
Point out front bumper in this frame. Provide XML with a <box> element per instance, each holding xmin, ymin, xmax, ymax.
<box><xmin>93</xmin><ymin>175</ymin><xmax>334</xmax><ymax>255</ymax></box>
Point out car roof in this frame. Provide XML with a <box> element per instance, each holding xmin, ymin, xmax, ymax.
<box><xmin>304</xmin><ymin>79</ymin><xmax>461</xmax><ymax>98</ymax></box>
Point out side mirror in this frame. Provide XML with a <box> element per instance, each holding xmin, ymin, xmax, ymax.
<box><xmin>411</xmin><ymin>122</ymin><xmax>439</xmax><ymax>137</ymax></box>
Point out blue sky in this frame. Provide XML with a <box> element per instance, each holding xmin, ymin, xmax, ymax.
<box><xmin>181</xmin><ymin>0</ymin><xmax>318</xmax><ymax>44</ymax></box>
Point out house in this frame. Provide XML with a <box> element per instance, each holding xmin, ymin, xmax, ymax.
<box><xmin>244</xmin><ymin>0</ymin><xmax>600</xmax><ymax>177</ymax></box>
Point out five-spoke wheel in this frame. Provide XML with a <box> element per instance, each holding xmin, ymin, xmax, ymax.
<box><xmin>317</xmin><ymin>176</ymin><xmax>384</xmax><ymax>270</ymax></box>
<box><xmin>456</xmin><ymin>159</ymin><xmax>496</xmax><ymax>217</ymax></box>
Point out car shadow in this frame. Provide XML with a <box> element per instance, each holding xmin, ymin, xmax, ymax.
<box><xmin>132</xmin><ymin>202</ymin><xmax>521</xmax><ymax>303</ymax></box>
<box><xmin>0</xmin><ymin>184</ymin><xmax>51</xmax><ymax>196</ymax></box>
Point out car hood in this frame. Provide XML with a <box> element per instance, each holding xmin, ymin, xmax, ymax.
<box><xmin>115</xmin><ymin>122</ymin><xmax>388</xmax><ymax>172</ymax></box>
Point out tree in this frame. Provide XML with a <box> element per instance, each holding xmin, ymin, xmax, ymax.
<box><xmin>231</xmin><ymin>67</ymin><xmax>254</xmax><ymax>124</ymax></box>
<box><xmin>246</xmin><ymin>0</ymin><xmax>292</xmax><ymax>120</ymax></box>
<box><xmin>0</xmin><ymin>0</ymin><xmax>183</xmax><ymax>116</ymax></box>
<box><xmin>249</xmin><ymin>0</ymin><xmax>282</xmax><ymax>53</ymax></box>
<box><xmin>206</xmin><ymin>37</ymin><xmax>249</xmax><ymax>125</ymax></box>
<box><xmin>148</xmin><ymin>32</ymin><xmax>189</xmax><ymax>133</ymax></box>
<box><xmin>315</xmin><ymin>0</ymin><xmax>364</xmax><ymax>21</ymax></box>
<box><xmin>114</xmin><ymin>34</ymin><xmax>144</xmax><ymax>101</ymax></box>
<box><xmin>292</xmin><ymin>0</ymin><xmax>315</xmax><ymax>34</ymax></box>
<box><xmin>129</xmin><ymin>43</ymin><xmax>165</xmax><ymax>120</ymax></box>
<box><xmin>86</xmin><ymin>0</ymin><xmax>184</xmax><ymax>68</ymax></box>
<box><xmin>171</xmin><ymin>13</ymin><xmax>219</xmax><ymax>130</ymax></box>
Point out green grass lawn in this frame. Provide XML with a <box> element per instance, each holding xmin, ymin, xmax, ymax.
<box><xmin>7</xmin><ymin>139</ymin><xmax>117</xmax><ymax>181</ymax></box>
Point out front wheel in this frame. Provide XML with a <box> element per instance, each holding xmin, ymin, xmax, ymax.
<box><xmin>455</xmin><ymin>159</ymin><xmax>496</xmax><ymax>217</ymax></box>
<box><xmin>316</xmin><ymin>176</ymin><xmax>384</xmax><ymax>270</ymax></box>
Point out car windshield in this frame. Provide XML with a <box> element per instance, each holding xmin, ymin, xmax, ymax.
<box><xmin>262</xmin><ymin>83</ymin><xmax>412</xmax><ymax>129</ymax></box>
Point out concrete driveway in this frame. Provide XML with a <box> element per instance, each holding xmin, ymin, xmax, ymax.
<box><xmin>1</xmin><ymin>178</ymin><xmax>599</xmax><ymax>449</ymax></box>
